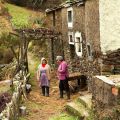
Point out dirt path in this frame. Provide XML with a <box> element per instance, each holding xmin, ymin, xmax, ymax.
<box><xmin>20</xmin><ymin>53</ymin><xmax>79</xmax><ymax>120</ymax></box>
<box><xmin>24</xmin><ymin>76</ymin><xmax>67</xmax><ymax>120</ymax></box>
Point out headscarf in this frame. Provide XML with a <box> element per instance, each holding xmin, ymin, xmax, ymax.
<box><xmin>41</xmin><ymin>57</ymin><xmax>47</xmax><ymax>68</ymax></box>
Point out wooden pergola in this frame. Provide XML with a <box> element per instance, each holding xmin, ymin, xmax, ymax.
<box><xmin>15</xmin><ymin>28</ymin><xmax>61</xmax><ymax>40</ymax></box>
<box><xmin>10</xmin><ymin>27</ymin><xmax>61</xmax><ymax>75</ymax></box>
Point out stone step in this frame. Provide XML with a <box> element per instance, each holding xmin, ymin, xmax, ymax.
<box><xmin>66</xmin><ymin>102</ymin><xmax>89</xmax><ymax>119</ymax></box>
<box><xmin>77</xmin><ymin>94</ymin><xmax>92</xmax><ymax>110</ymax></box>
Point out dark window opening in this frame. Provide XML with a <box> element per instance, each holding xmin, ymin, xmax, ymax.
<box><xmin>68</xmin><ymin>10</ymin><xmax>72</xmax><ymax>22</ymax></box>
<box><xmin>51</xmin><ymin>38</ymin><xmax>54</xmax><ymax>64</ymax></box>
<box><xmin>87</xmin><ymin>45</ymin><xmax>91</xmax><ymax>56</ymax></box>
<box><xmin>53</xmin><ymin>11</ymin><xmax>55</xmax><ymax>26</ymax></box>
<box><xmin>70</xmin><ymin>44</ymin><xmax>75</xmax><ymax>59</ymax></box>
<box><xmin>69</xmin><ymin>34</ymin><xmax>73</xmax><ymax>42</ymax></box>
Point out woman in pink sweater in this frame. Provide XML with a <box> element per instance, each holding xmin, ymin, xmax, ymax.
<box><xmin>56</xmin><ymin>56</ymin><xmax>70</xmax><ymax>99</ymax></box>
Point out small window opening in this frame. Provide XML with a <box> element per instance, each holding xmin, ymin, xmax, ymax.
<box><xmin>68</xmin><ymin>10</ymin><xmax>72</xmax><ymax>22</ymax></box>
<box><xmin>87</xmin><ymin>45</ymin><xmax>91</xmax><ymax>56</ymax></box>
<box><xmin>69</xmin><ymin>35</ymin><xmax>73</xmax><ymax>42</ymax></box>
<box><xmin>70</xmin><ymin>44</ymin><xmax>75</xmax><ymax>58</ymax></box>
<box><xmin>53</xmin><ymin>11</ymin><xmax>55</xmax><ymax>26</ymax></box>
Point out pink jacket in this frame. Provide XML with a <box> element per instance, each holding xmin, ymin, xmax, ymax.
<box><xmin>57</xmin><ymin>61</ymin><xmax>69</xmax><ymax>80</ymax></box>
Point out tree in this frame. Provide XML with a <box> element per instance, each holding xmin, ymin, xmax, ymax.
<box><xmin>0</xmin><ymin>32</ymin><xmax>29</xmax><ymax>76</ymax></box>
<box><xmin>8</xmin><ymin>0</ymin><xmax>44</xmax><ymax>8</ymax></box>
<box><xmin>0</xmin><ymin>32</ymin><xmax>20</xmax><ymax>65</ymax></box>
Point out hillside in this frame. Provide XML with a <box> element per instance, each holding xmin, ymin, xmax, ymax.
<box><xmin>41</xmin><ymin>0</ymin><xmax>66</xmax><ymax>9</ymax></box>
<box><xmin>5</xmin><ymin>3</ymin><xmax>45</xmax><ymax>29</ymax></box>
<box><xmin>0</xmin><ymin>2</ymin><xmax>45</xmax><ymax>65</ymax></box>
<box><xmin>8</xmin><ymin>0</ymin><xmax>67</xmax><ymax>10</ymax></box>
<box><xmin>0</xmin><ymin>2</ymin><xmax>45</xmax><ymax>32</ymax></box>
<box><xmin>0</xmin><ymin>2</ymin><xmax>12</xmax><ymax>35</ymax></box>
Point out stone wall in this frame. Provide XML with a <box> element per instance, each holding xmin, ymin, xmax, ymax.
<box><xmin>61</xmin><ymin>4</ymin><xmax>86</xmax><ymax>73</ymax></box>
<box><xmin>46</xmin><ymin>1</ymin><xmax>101</xmax><ymax>91</ymax></box>
<box><xmin>46</xmin><ymin>9</ymin><xmax>62</xmax><ymax>32</ymax></box>
<box><xmin>0</xmin><ymin>71</ymin><xmax>30</xmax><ymax>120</ymax></box>
<box><xmin>61</xmin><ymin>3</ymin><xmax>101</xmax><ymax>91</ymax></box>
<box><xmin>46</xmin><ymin>9</ymin><xmax>64</xmax><ymax>65</ymax></box>
<box><xmin>85</xmin><ymin>0</ymin><xmax>100</xmax><ymax>53</ymax></box>
<box><xmin>84</xmin><ymin>0</ymin><xmax>101</xmax><ymax>91</ymax></box>
<box><xmin>92</xmin><ymin>75</ymin><xmax>120</xmax><ymax>120</ymax></box>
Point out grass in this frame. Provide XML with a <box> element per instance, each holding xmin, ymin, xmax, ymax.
<box><xmin>0</xmin><ymin>83</ymin><xmax>11</xmax><ymax>94</ymax></box>
<box><xmin>28</xmin><ymin>52</ymin><xmax>40</xmax><ymax>90</ymax></box>
<box><xmin>18</xmin><ymin>100</ymin><xmax>43</xmax><ymax>120</ymax></box>
<box><xmin>18</xmin><ymin>52</ymin><xmax>42</xmax><ymax>120</ymax></box>
<box><xmin>18</xmin><ymin>117</ymin><xmax>26</xmax><ymax>120</ymax></box>
<box><xmin>5</xmin><ymin>3</ymin><xmax>44</xmax><ymax>28</ymax></box>
<box><xmin>49</xmin><ymin>113</ymin><xmax>79</xmax><ymax>120</ymax></box>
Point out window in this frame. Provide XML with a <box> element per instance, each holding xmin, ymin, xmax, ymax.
<box><xmin>70</xmin><ymin>44</ymin><xmax>75</xmax><ymax>59</ymax></box>
<box><xmin>76</xmin><ymin>37</ymin><xmax>81</xmax><ymax>52</ymax></box>
<box><xmin>68</xmin><ymin>11</ymin><xmax>72</xmax><ymax>22</ymax></box>
<box><xmin>87</xmin><ymin>44</ymin><xmax>92</xmax><ymax>59</ymax></box>
<box><xmin>53</xmin><ymin>11</ymin><xmax>55</xmax><ymax>26</ymax></box>
<box><xmin>69</xmin><ymin>35</ymin><xmax>73</xmax><ymax>42</ymax></box>
<box><xmin>67</xmin><ymin>7</ymin><xmax>73</xmax><ymax>28</ymax></box>
<box><xmin>51</xmin><ymin>38</ymin><xmax>55</xmax><ymax>64</ymax></box>
<box><xmin>68</xmin><ymin>32</ymin><xmax>74</xmax><ymax>44</ymax></box>
<box><xmin>87</xmin><ymin>45</ymin><xmax>91</xmax><ymax>56</ymax></box>
<box><xmin>75</xmin><ymin>32</ymin><xmax>82</xmax><ymax>57</ymax></box>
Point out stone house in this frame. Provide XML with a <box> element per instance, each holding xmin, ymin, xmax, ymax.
<box><xmin>45</xmin><ymin>0</ymin><xmax>120</xmax><ymax>91</ymax></box>
<box><xmin>45</xmin><ymin>0</ymin><xmax>120</xmax><ymax>118</ymax></box>
<box><xmin>45</xmin><ymin>0</ymin><xmax>101</xmax><ymax>91</ymax></box>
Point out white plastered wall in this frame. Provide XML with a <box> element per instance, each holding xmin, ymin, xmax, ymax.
<box><xmin>99</xmin><ymin>0</ymin><xmax>120</xmax><ymax>53</ymax></box>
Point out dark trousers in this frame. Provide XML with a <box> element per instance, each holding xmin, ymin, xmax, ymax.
<box><xmin>59</xmin><ymin>79</ymin><xmax>70</xmax><ymax>99</ymax></box>
<box><xmin>42</xmin><ymin>86</ymin><xmax>49</xmax><ymax>97</ymax></box>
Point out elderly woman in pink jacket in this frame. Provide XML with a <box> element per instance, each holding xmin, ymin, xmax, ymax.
<box><xmin>56</xmin><ymin>56</ymin><xmax>70</xmax><ymax>99</ymax></box>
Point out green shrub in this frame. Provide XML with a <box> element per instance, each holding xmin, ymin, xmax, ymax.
<box><xmin>3</xmin><ymin>48</ymin><xmax>14</xmax><ymax>63</ymax></box>
<box><xmin>5</xmin><ymin>3</ymin><xmax>45</xmax><ymax>28</ymax></box>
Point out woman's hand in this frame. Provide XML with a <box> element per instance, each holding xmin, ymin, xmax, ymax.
<box><xmin>37</xmin><ymin>77</ymin><xmax>39</xmax><ymax>81</ymax></box>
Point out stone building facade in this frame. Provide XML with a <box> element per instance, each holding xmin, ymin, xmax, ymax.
<box><xmin>46</xmin><ymin>0</ymin><xmax>101</xmax><ymax>91</ymax></box>
<box><xmin>45</xmin><ymin>0</ymin><xmax>120</xmax><ymax>118</ymax></box>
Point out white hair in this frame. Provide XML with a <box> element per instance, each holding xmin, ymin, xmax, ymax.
<box><xmin>56</xmin><ymin>56</ymin><xmax>63</xmax><ymax>61</ymax></box>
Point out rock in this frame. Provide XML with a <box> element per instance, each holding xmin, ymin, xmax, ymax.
<box><xmin>19</xmin><ymin>106</ymin><xmax>26</xmax><ymax>116</ymax></box>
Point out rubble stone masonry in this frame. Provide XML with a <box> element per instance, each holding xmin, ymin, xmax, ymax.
<box><xmin>46</xmin><ymin>1</ymin><xmax>101</xmax><ymax>91</ymax></box>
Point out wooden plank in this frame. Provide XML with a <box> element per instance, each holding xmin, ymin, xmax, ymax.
<box><xmin>68</xmin><ymin>72</ymin><xmax>81</xmax><ymax>81</ymax></box>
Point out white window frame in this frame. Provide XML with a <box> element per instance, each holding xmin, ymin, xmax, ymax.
<box><xmin>67</xmin><ymin>7</ymin><xmax>73</xmax><ymax>28</ymax></box>
<box><xmin>68</xmin><ymin>32</ymin><xmax>74</xmax><ymax>45</ymax></box>
<box><xmin>75</xmin><ymin>31</ymin><xmax>82</xmax><ymax>57</ymax></box>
